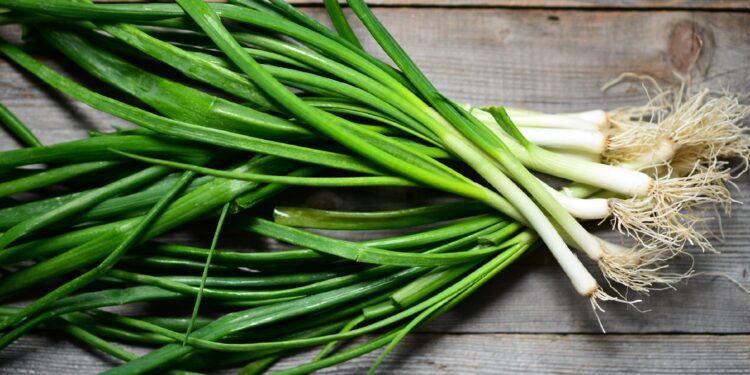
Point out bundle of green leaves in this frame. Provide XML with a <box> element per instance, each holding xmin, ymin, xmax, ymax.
<box><xmin>0</xmin><ymin>0</ymin><xmax>746</xmax><ymax>373</ymax></box>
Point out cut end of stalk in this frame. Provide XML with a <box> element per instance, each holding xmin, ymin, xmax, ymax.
<box><xmin>581</xmin><ymin>282</ymin><xmax>600</xmax><ymax>299</ymax></box>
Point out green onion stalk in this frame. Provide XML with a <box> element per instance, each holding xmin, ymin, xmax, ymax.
<box><xmin>233</xmin><ymin>0</ymin><xmax>737</xmax><ymax>285</ymax></box>
<box><xmin>9</xmin><ymin>0</ymin><xmax>742</xmax><ymax>259</ymax></box>
<box><xmin>144</xmin><ymin>15</ymin><xmax>743</xmax><ymax>256</ymax></box>
<box><xmin>216</xmin><ymin>0</ymin><xmax>714</xmax><ymax>293</ymax></box>
<box><xmin>0</xmin><ymin>70</ymin><xmax>537</xmax><ymax>373</ymax></box>
<box><xmin>130</xmin><ymin>24</ymin><xmax>740</xmax><ymax>261</ymax></box>
<box><xmin>239</xmin><ymin>1</ymin><xmax>715</xmax><ymax>255</ymax></box>
<box><xmin>5</xmin><ymin>0</ymin><xmax>606</xmax><ymax>302</ymax></box>
<box><xmin>0</xmin><ymin>190</ymin><xmax>537</xmax><ymax>373</ymax></box>
<box><xmin>0</xmin><ymin>0</ymin><xmax>604</xmax><ymax>301</ymax></box>
<box><xmin>101</xmin><ymin>211</ymin><xmax>536</xmax><ymax>374</ymax></box>
<box><xmin>147</xmin><ymin>7</ymin><xmax>745</xmax><ymax>254</ymax></box>
<box><xmin>0</xmin><ymin>0</ymin><xmax>746</xmax><ymax>372</ymax></box>
<box><xmin>0</xmin><ymin>105</ymin><xmax>556</xmax><ymax>373</ymax></box>
<box><xmin>1</xmin><ymin>0</ymin><xmax>743</xmax><ymax>304</ymax></box>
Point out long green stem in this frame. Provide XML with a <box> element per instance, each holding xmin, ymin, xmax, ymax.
<box><xmin>112</xmin><ymin>149</ymin><xmax>418</xmax><ymax>188</ymax></box>
<box><xmin>0</xmin><ymin>156</ymin><xmax>293</xmax><ymax>296</ymax></box>
<box><xmin>0</xmin><ymin>161</ymin><xmax>118</xmax><ymax>198</ymax></box>
<box><xmin>41</xmin><ymin>27</ymin><xmax>311</xmax><ymax>140</ymax></box>
<box><xmin>273</xmin><ymin>201</ymin><xmax>492</xmax><ymax>230</ymax></box>
<box><xmin>0</xmin><ymin>41</ymin><xmax>386</xmax><ymax>176</ymax></box>
<box><xmin>184</xmin><ymin>202</ymin><xmax>229</xmax><ymax>344</ymax></box>
<box><xmin>0</xmin><ymin>166</ymin><xmax>170</xmax><ymax>250</ymax></box>
<box><xmin>104</xmin><ymin>268</ymin><xmax>421</xmax><ymax>374</ymax></box>
<box><xmin>323</xmin><ymin>0</ymin><xmax>362</xmax><ymax>48</ymax></box>
<box><xmin>0</xmin><ymin>171</ymin><xmax>193</xmax><ymax>331</ymax></box>
<box><xmin>0</xmin><ymin>101</ymin><xmax>41</xmax><ymax>147</ymax></box>
<box><xmin>0</xmin><ymin>134</ymin><xmax>213</xmax><ymax>169</ymax></box>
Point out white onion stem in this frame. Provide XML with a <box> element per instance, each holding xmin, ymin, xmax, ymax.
<box><xmin>544</xmin><ymin>185</ymin><xmax>610</xmax><ymax>220</ymax></box>
<box><xmin>519</xmin><ymin>127</ymin><xmax>607</xmax><ymax>155</ymax></box>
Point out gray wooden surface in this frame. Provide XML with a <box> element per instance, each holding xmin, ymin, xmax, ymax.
<box><xmin>290</xmin><ymin>0</ymin><xmax>750</xmax><ymax>9</ymax></box>
<box><xmin>1</xmin><ymin>1</ymin><xmax>750</xmax><ymax>374</ymax></box>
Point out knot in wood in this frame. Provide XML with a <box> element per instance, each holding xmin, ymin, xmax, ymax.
<box><xmin>667</xmin><ymin>20</ymin><xmax>715</xmax><ymax>77</ymax></box>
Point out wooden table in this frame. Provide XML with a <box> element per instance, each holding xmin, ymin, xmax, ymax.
<box><xmin>1</xmin><ymin>1</ymin><xmax>749</xmax><ymax>373</ymax></box>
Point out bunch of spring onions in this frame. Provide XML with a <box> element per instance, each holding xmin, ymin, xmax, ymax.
<box><xmin>0</xmin><ymin>0</ymin><xmax>747</xmax><ymax>373</ymax></box>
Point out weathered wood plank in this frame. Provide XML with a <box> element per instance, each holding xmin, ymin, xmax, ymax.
<box><xmin>297</xmin><ymin>0</ymin><xmax>750</xmax><ymax>10</ymax></box>
<box><xmin>2</xmin><ymin>333</ymin><xmax>749</xmax><ymax>374</ymax></box>
<box><xmin>1</xmin><ymin>6</ymin><xmax>750</xmax><ymax>374</ymax></box>
<box><xmin>0</xmin><ymin>334</ymin><xmax>150</xmax><ymax>375</ymax></box>
<box><xmin>340</xmin><ymin>8</ymin><xmax>750</xmax><ymax>110</ymax></box>
<box><xmin>101</xmin><ymin>0</ymin><xmax>750</xmax><ymax>11</ymax></box>
<box><xmin>270</xmin><ymin>333</ymin><xmax>750</xmax><ymax>374</ymax></box>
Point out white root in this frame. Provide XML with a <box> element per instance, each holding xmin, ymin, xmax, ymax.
<box><xmin>603</xmin><ymin>75</ymin><xmax>750</xmax><ymax>169</ymax></box>
<box><xmin>579</xmin><ymin>238</ymin><xmax>695</xmax><ymax>332</ymax></box>
<box><xmin>567</xmin><ymin>234</ymin><xmax>691</xmax><ymax>297</ymax></box>
<box><xmin>589</xmin><ymin>287</ymin><xmax>642</xmax><ymax>333</ymax></box>
<box><xmin>602</xmin><ymin>74</ymin><xmax>672</xmax><ymax>163</ymax></box>
<box><xmin>609</xmin><ymin>197</ymin><xmax>709</xmax><ymax>251</ymax></box>
<box><xmin>596</xmin><ymin>240</ymin><xmax>694</xmax><ymax>295</ymax></box>
<box><xmin>649</xmin><ymin>162</ymin><xmax>736</xmax><ymax>214</ymax></box>
<box><xmin>608</xmin><ymin>162</ymin><xmax>735</xmax><ymax>252</ymax></box>
<box><xmin>466</xmin><ymin>76</ymin><xmax>746</xmax><ymax>315</ymax></box>
<box><xmin>546</xmin><ymin>161</ymin><xmax>734</xmax><ymax>253</ymax></box>
<box><xmin>598</xmin><ymin>75</ymin><xmax>744</xmax><ymax>252</ymax></box>
<box><xmin>584</xmin><ymin>241</ymin><xmax>691</xmax><ymax>332</ymax></box>
<box><xmin>612</xmin><ymin>136</ymin><xmax>677</xmax><ymax>170</ymax></box>
<box><xmin>567</xmin><ymin>163</ymin><xmax>731</xmax><ymax>294</ymax></box>
<box><xmin>667</xmin><ymin>91</ymin><xmax>750</xmax><ymax>175</ymax></box>
<box><xmin>605</xmin><ymin>122</ymin><xmax>666</xmax><ymax>165</ymax></box>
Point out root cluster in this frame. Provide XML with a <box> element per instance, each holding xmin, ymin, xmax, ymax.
<box><xmin>604</xmin><ymin>75</ymin><xmax>750</xmax><ymax>169</ymax></box>
<box><xmin>590</xmin><ymin>74</ymin><xmax>748</xmax><ymax>298</ymax></box>
<box><xmin>598</xmin><ymin>240</ymin><xmax>693</xmax><ymax>295</ymax></box>
<box><xmin>609</xmin><ymin>162</ymin><xmax>735</xmax><ymax>253</ymax></box>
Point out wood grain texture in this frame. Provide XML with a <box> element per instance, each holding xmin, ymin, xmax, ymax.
<box><xmin>0</xmin><ymin>334</ymin><xmax>149</xmax><ymax>375</ymax></box>
<box><xmin>292</xmin><ymin>0</ymin><xmax>750</xmax><ymax>10</ymax></box>
<box><xmin>103</xmin><ymin>0</ymin><xmax>750</xmax><ymax>10</ymax></box>
<box><xmin>338</xmin><ymin>8</ymin><xmax>750</xmax><ymax>111</ymax></box>
<box><xmin>270</xmin><ymin>333</ymin><xmax>750</xmax><ymax>374</ymax></box>
<box><xmin>1</xmin><ymin>5</ymin><xmax>749</xmax><ymax>374</ymax></box>
<box><xmin>2</xmin><ymin>333</ymin><xmax>749</xmax><ymax>374</ymax></box>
